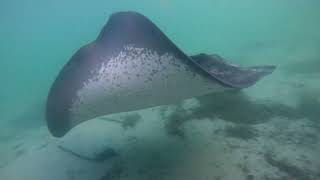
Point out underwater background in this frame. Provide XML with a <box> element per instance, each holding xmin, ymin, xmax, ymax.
<box><xmin>0</xmin><ymin>0</ymin><xmax>319</xmax><ymax>179</ymax></box>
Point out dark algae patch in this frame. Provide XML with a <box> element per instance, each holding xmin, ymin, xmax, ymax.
<box><xmin>163</xmin><ymin>106</ymin><xmax>189</xmax><ymax>138</ymax></box>
<box><xmin>296</xmin><ymin>91</ymin><xmax>320</xmax><ymax>124</ymax></box>
<box><xmin>99</xmin><ymin>160</ymin><xmax>127</xmax><ymax>180</ymax></box>
<box><xmin>195</xmin><ymin>91</ymin><xmax>301</xmax><ymax>124</ymax></box>
<box><xmin>264</xmin><ymin>152</ymin><xmax>317</xmax><ymax>180</ymax></box>
<box><xmin>120</xmin><ymin>113</ymin><xmax>142</xmax><ymax>129</ymax></box>
<box><xmin>224</xmin><ymin>124</ymin><xmax>257</xmax><ymax>140</ymax></box>
<box><xmin>162</xmin><ymin>91</ymin><xmax>302</xmax><ymax>137</ymax></box>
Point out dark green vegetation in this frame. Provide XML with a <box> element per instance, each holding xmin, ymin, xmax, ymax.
<box><xmin>163</xmin><ymin>106</ymin><xmax>190</xmax><ymax>138</ymax></box>
<box><xmin>120</xmin><ymin>113</ymin><xmax>142</xmax><ymax>129</ymax></box>
<box><xmin>99</xmin><ymin>160</ymin><xmax>127</xmax><ymax>180</ymax></box>
<box><xmin>296</xmin><ymin>91</ymin><xmax>320</xmax><ymax>124</ymax></box>
<box><xmin>163</xmin><ymin>90</ymin><xmax>320</xmax><ymax>137</ymax></box>
<box><xmin>264</xmin><ymin>152</ymin><xmax>319</xmax><ymax>180</ymax></box>
<box><xmin>224</xmin><ymin>124</ymin><xmax>257</xmax><ymax>140</ymax></box>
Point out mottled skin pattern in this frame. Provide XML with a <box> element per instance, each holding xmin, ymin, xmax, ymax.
<box><xmin>69</xmin><ymin>45</ymin><xmax>225</xmax><ymax>127</ymax></box>
<box><xmin>190</xmin><ymin>54</ymin><xmax>275</xmax><ymax>88</ymax></box>
<box><xmin>46</xmin><ymin>12</ymin><xmax>275</xmax><ymax>137</ymax></box>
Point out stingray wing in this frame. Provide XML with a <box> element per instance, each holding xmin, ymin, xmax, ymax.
<box><xmin>46</xmin><ymin>12</ymin><xmax>276</xmax><ymax>138</ymax></box>
<box><xmin>190</xmin><ymin>53</ymin><xmax>276</xmax><ymax>89</ymax></box>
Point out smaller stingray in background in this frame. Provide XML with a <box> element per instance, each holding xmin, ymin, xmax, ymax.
<box><xmin>46</xmin><ymin>11</ymin><xmax>275</xmax><ymax>137</ymax></box>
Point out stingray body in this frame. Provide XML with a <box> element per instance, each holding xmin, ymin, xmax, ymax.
<box><xmin>46</xmin><ymin>11</ymin><xmax>275</xmax><ymax>137</ymax></box>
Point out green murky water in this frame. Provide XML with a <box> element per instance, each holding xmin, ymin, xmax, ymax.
<box><xmin>0</xmin><ymin>0</ymin><xmax>319</xmax><ymax>179</ymax></box>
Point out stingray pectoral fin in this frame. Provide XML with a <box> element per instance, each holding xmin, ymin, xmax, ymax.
<box><xmin>190</xmin><ymin>53</ymin><xmax>276</xmax><ymax>89</ymax></box>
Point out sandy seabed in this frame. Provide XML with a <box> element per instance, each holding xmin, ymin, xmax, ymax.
<box><xmin>0</xmin><ymin>70</ymin><xmax>319</xmax><ymax>180</ymax></box>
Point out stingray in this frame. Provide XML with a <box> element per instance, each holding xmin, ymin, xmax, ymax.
<box><xmin>46</xmin><ymin>11</ymin><xmax>275</xmax><ymax>137</ymax></box>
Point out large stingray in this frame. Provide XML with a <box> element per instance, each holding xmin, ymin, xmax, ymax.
<box><xmin>46</xmin><ymin>11</ymin><xmax>275</xmax><ymax>137</ymax></box>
